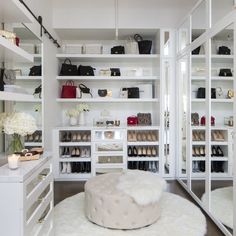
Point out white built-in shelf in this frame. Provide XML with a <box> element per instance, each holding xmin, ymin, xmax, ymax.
<box><xmin>59</xmin><ymin>142</ymin><xmax>91</xmax><ymax>146</ymax></box>
<box><xmin>191</xmin><ymin>125</ymin><xmax>233</xmax><ymax>130</ymax></box>
<box><xmin>56</xmin><ymin>54</ymin><xmax>160</xmax><ymax>61</ymax></box>
<box><xmin>58</xmin><ymin>173</ymin><xmax>92</xmax><ymax>180</ymax></box>
<box><xmin>192</xmin><ymin>157</ymin><xmax>229</xmax><ymax>161</ymax></box>
<box><xmin>192</xmin><ymin>98</ymin><xmax>233</xmax><ymax>103</ymax></box>
<box><xmin>0</xmin><ymin>91</ymin><xmax>37</xmax><ymax>102</ymax></box>
<box><xmin>0</xmin><ymin>0</ymin><xmax>34</xmax><ymax>23</ymax></box>
<box><xmin>192</xmin><ymin>76</ymin><xmax>234</xmax><ymax>81</ymax></box>
<box><xmin>192</xmin><ymin>172</ymin><xmax>231</xmax><ymax>178</ymax></box>
<box><xmin>0</xmin><ymin>36</ymin><xmax>33</xmax><ymax>63</ymax></box>
<box><xmin>59</xmin><ymin>158</ymin><xmax>91</xmax><ymax>162</ymax></box>
<box><xmin>127</xmin><ymin>125</ymin><xmax>160</xmax><ymax>130</ymax></box>
<box><xmin>211</xmin><ymin>141</ymin><xmax>228</xmax><ymax>145</ymax></box>
<box><xmin>32</xmin><ymin>54</ymin><xmax>42</xmax><ymax>62</ymax></box>
<box><xmin>192</xmin><ymin>141</ymin><xmax>228</xmax><ymax>145</ymax></box>
<box><xmin>56</xmin><ymin>76</ymin><xmax>159</xmax><ymax>81</ymax></box>
<box><xmin>95</xmin><ymin>163</ymin><xmax>125</xmax><ymax>169</ymax></box>
<box><xmin>16</xmin><ymin>76</ymin><xmax>42</xmax><ymax>81</ymax></box>
<box><xmin>128</xmin><ymin>157</ymin><xmax>159</xmax><ymax>161</ymax></box>
<box><xmin>127</xmin><ymin>141</ymin><xmax>159</xmax><ymax>145</ymax></box>
<box><xmin>192</xmin><ymin>141</ymin><xmax>206</xmax><ymax>145</ymax></box>
<box><xmin>192</xmin><ymin>54</ymin><xmax>234</xmax><ymax>63</ymax></box>
<box><xmin>57</xmin><ymin>98</ymin><xmax>159</xmax><ymax>103</ymax></box>
<box><xmin>24</xmin><ymin>142</ymin><xmax>42</xmax><ymax>147</ymax></box>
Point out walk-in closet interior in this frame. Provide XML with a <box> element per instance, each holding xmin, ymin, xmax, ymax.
<box><xmin>0</xmin><ymin>0</ymin><xmax>235</xmax><ymax>236</ymax></box>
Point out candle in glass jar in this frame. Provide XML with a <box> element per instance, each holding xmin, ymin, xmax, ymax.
<box><xmin>8</xmin><ymin>154</ymin><xmax>20</xmax><ymax>170</ymax></box>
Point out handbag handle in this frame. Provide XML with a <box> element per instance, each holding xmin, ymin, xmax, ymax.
<box><xmin>134</xmin><ymin>34</ymin><xmax>143</xmax><ymax>42</ymax></box>
<box><xmin>63</xmin><ymin>58</ymin><xmax>72</xmax><ymax>65</ymax></box>
<box><xmin>78</xmin><ymin>83</ymin><xmax>93</xmax><ymax>98</ymax></box>
<box><xmin>65</xmin><ymin>80</ymin><xmax>75</xmax><ymax>86</ymax></box>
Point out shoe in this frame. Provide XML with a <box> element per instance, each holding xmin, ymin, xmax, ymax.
<box><xmin>137</xmin><ymin>147</ymin><xmax>142</xmax><ymax>156</ymax></box>
<box><xmin>76</xmin><ymin>133</ymin><xmax>82</xmax><ymax>142</ymax></box>
<box><xmin>195</xmin><ymin>147</ymin><xmax>200</xmax><ymax>156</ymax></box>
<box><xmin>128</xmin><ymin>132</ymin><xmax>133</xmax><ymax>141</ymax></box>
<box><xmin>82</xmin><ymin>133</ymin><xmax>88</xmax><ymax>142</ymax></box>
<box><xmin>137</xmin><ymin>132</ymin><xmax>142</xmax><ymax>141</ymax></box>
<box><xmin>142</xmin><ymin>147</ymin><xmax>147</xmax><ymax>157</ymax></box>
<box><xmin>72</xmin><ymin>133</ymin><xmax>77</xmax><ymax>142</ymax></box>
<box><xmin>199</xmin><ymin>161</ymin><xmax>205</xmax><ymax>172</ymax></box>
<box><xmin>151</xmin><ymin>131</ymin><xmax>158</xmax><ymax>141</ymax></box>
<box><xmin>34</xmin><ymin>133</ymin><xmax>40</xmax><ymax>142</ymax></box>
<box><xmin>151</xmin><ymin>147</ymin><xmax>157</xmax><ymax>157</ymax></box>
<box><xmin>192</xmin><ymin>147</ymin><xmax>196</xmax><ymax>157</ymax></box>
<box><xmin>61</xmin><ymin>147</ymin><xmax>66</xmax><ymax>158</ymax></box>
<box><xmin>61</xmin><ymin>133</ymin><xmax>67</xmax><ymax>142</ymax></box>
<box><xmin>67</xmin><ymin>162</ymin><xmax>71</xmax><ymax>173</ymax></box>
<box><xmin>200</xmin><ymin>146</ymin><xmax>205</xmax><ymax>157</ymax></box>
<box><xmin>216</xmin><ymin>146</ymin><xmax>224</xmax><ymax>157</ymax></box>
<box><xmin>133</xmin><ymin>146</ymin><xmax>138</xmax><ymax>157</ymax></box>
<box><xmin>81</xmin><ymin>148</ymin><xmax>86</xmax><ymax>158</ymax></box>
<box><xmin>71</xmin><ymin>148</ymin><xmax>76</xmax><ymax>157</ymax></box>
<box><xmin>199</xmin><ymin>131</ymin><xmax>205</xmax><ymax>141</ymax></box>
<box><xmin>61</xmin><ymin>162</ymin><xmax>67</xmax><ymax>174</ymax></box>
<box><xmin>142</xmin><ymin>132</ymin><xmax>147</xmax><ymax>141</ymax></box>
<box><xmin>211</xmin><ymin>146</ymin><xmax>217</xmax><ymax>157</ymax></box>
<box><xmin>80</xmin><ymin>162</ymin><xmax>85</xmax><ymax>173</ymax></box>
<box><xmin>147</xmin><ymin>147</ymin><xmax>152</xmax><ymax>157</ymax></box>
<box><xmin>28</xmin><ymin>134</ymin><xmax>34</xmax><ymax>142</ymax></box>
<box><xmin>75</xmin><ymin>148</ymin><xmax>80</xmax><ymax>157</ymax></box>
<box><xmin>66</xmin><ymin>132</ymin><xmax>71</xmax><ymax>142</ymax></box>
<box><xmin>128</xmin><ymin>146</ymin><xmax>133</xmax><ymax>157</ymax></box>
<box><xmin>87</xmin><ymin>133</ymin><xmax>91</xmax><ymax>142</ymax></box>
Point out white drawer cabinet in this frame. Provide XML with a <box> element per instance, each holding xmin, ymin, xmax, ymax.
<box><xmin>0</xmin><ymin>153</ymin><xmax>53</xmax><ymax>236</ymax></box>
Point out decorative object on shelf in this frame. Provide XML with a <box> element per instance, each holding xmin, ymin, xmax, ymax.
<box><xmin>227</xmin><ymin>89</ymin><xmax>234</xmax><ymax>99</ymax></box>
<box><xmin>110</xmin><ymin>68</ymin><xmax>121</xmax><ymax>76</ymax></box>
<box><xmin>114</xmin><ymin>120</ymin><xmax>121</xmax><ymax>126</ymax></box>
<box><xmin>191</xmin><ymin>113</ymin><xmax>199</xmax><ymax>126</ymax></box>
<box><xmin>219</xmin><ymin>68</ymin><xmax>233</xmax><ymax>77</ymax></box>
<box><xmin>127</xmin><ymin>116</ymin><xmax>138</xmax><ymax>126</ymax></box>
<box><xmin>134</xmin><ymin>34</ymin><xmax>152</xmax><ymax>54</ymax></box>
<box><xmin>2</xmin><ymin>113</ymin><xmax>37</xmax><ymax>154</ymax></box>
<box><xmin>4</xmin><ymin>69</ymin><xmax>16</xmax><ymax>85</ymax></box>
<box><xmin>83</xmin><ymin>44</ymin><xmax>103</xmax><ymax>54</ymax></box>
<box><xmin>192</xmin><ymin>46</ymin><xmax>201</xmax><ymax>55</ymax></box>
<box><xmin>77</xmin><ymin>103</ymin><xmax>90</xmax><ymax>126</ymax></box>
<box><xmin>137</xmin><ymin>113</ymin><xmax>152</xmax><ymax>126</ymax></box>
<box><xmin>135</xmin><ymin>83</ymin><xmax>153</xmax><ymax>98</ymax></box>
<box><xmin>66</xmin><ymin>108</ymin><xmax>79</xmax><ymax>126</ymax></box>
<box><xmin>78</xmin><ymin>65</ymin><xmax>95</xmax><ymax>76</ymax></box>
<box><xmin>99</xmin><ymin>69</ymin><xmax>111</xmax><ymax>76</ymax></box>
<box><xmin>122</xmin><ymin>87</ymin><xmax>140</xmax><ymax>98</ymax></box>
<box><xmin>14</xmin><ymin>148</ymin><xmax>41</xmax><ymax>161</ymax></box>
<box><xmin>216</xmin><ymin>87</ymin><xmax>224</xmax><ymax>99</ymax></box>
<box><xmin>196</xmin><ymin>87</ymin><xmax>216</xmax><ymax>99</ymax></box>
<box><xmin>200</xmin><ymin>116</ymin><xmax>215</xmax><ymax>126</ymax></box>
<box><xmin>120</xmin><ymin>89</ymin><xmax>128</xmax><ymax>98</ymax></box>
<box><xmin>33</xmin><ymin>84</ymin><xmax>42</xmax><ymax>99</ymax></box>
<box><xmin>98</xmin><ymin>89</ymin><xmax>112</xmax><ymax>98</ymax></box>
<box><xmin>218</xmin><ymin>46</ymin><xmax>231</xmax><ymax>55</ymax></box>
<box><xmin>8</xmin><ymin>154</ymin><xmax>20</xmax><ymax>170</ymax></box>
<box><xmin>62</xmin><ymin>44</ymin><xmax>83</xmax><ymax>54</ymax></box>
<box><xmin>224</xmin><ymin>116</ymin><xmax>234</xmax><ymax>127</ymax></box>
<box><xmin>60</xmin><ymin>59</ymin><xmax>77</xmax><ymax>76</ymax></box>
<box><xmin>0</xmin><ymin>30</ymin><xmax>16</xmax><ymax>44</ymax></box>
<box><xmin>29</xmin><ymin>65</ymin><xmax>42</xmax><ymax>76</ymax></box>
<box><xmin>61</xmin><ymin>80</ymin><xmax>77</xmax><ymax>98</ymax></box>
<box><xmin>111</xmin><ymin>46</ymin><xmax>125</xmax><ymax>54</ymax></box>
<box><xmin>78</xmin><ymin>84</ymin><xmax>93</xmax><ymax>98</ymax></box>
<box><xmin>125</xmin><ymin>37</ymin><xmax>139</xmax><ymax>54</ymax></box>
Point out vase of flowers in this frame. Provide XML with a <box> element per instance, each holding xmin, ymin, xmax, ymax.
<box><xmin>66</xmin><ymin>108</ymin><xmax>79</xmax><ymax>126</ymax></box>
<box><xmin>77</xmin><ymin>103</ymin><xmax>89</xmax><ymax>126</ymax></box>
<box><xmin>1</xmin><ymin>113</ymin><xmax>37</xmax><ymax>154</ymax></box>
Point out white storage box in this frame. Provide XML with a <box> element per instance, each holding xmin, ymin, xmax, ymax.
<box><xmin>135</xmin><ymin>83</ymin><xmax>153</xmax><ymax>99</ymax></box>
<box><xmin>62</xmin><ymin>44</ymin><xmax>83</xmax><ymax>54</ymax></box>
<box><xmin>83</xmin><ymin>44</ymin><xmax>103</xmax><ymax>54</ymax></box>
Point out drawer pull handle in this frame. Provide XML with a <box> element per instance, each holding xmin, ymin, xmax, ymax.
<box><xmin>38</xmin><ymin>173</ymin><xmax>47</xmax><ymax>180</ymax></box>
<box><xmin>38</xmin><ymin>197</ymin><xmax>44</xmax><ymax>202</ymax></box>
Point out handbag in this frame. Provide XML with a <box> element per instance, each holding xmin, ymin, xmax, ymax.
<box><xmin>78</xmin><ymin>65</ymin><xmax>95</xmax><ymax>76</ymax></box>
<box><xmin>98</xmin><ymin>89</ymin><xmax>107</xmax><ymax>97</ymax></box>
<box><xmin>191</xmin><ymin>113</ymin><xmax>199</xmax><ymax>126</ymax></box>
<box><xmin>216</xmin><ymin>87</ymin><xmax>224</xmax><ymax>99</ymax></box>
<box><xmin>61</xmin><ymin>80</ymin><xmax>77</xmax><ymax>98</ymax></box>
<box><xmin>110</xmin><ymin>68</ymin><xmax>121</xmax><ymax>76</ymax></box>
<box><xmin>111</xmin><ymin>46</ymin><xmax>125</xmax><ymax>54</ymax></box>
<box><xmin>29</xmin><ymin>65</ymin><xmax>41</xmax><ymax>76</ymax></box>
<box><xmin>78</xmin><ymin>84</ymin><xmax>93</xmax><ymax>98</ymax></box>
<box><xmin>200</xmin><ymin>116</ymin><xmax>215</xmax><ymax>126</ymax></box>
<box><xmin>197</xmin><ymin>87</ymin><xmax>216</xmax><ymax>98</ymax></box>
<box><xmin>218</xmin><ymin>46</ymin><xmax>231</xmax><ymax>55</ymax></box>
<box><xmin>59</xmin><ymin>59</ymin><xmax>77</xmax><ymax>76</ymax></box>
<box><xmin>4</xmin><ymin>69</ymin><xmax>16</xmax><ymax>84</ymax></box>
<box><xmin>127</xmin><ymin>116</ymin><xmax>138</xmax><ymax>126</ymax></box>
<box><xmin>219</xmin><ymin>69</ymin><xmax>233</xmax><ymax>77</ymax></box>
<box><xmin>227</xmin><ymin>89</ymin><xmax>234</xmax><ymax>98</ymax></box>
<box><xmin>137</xmin><ymin>113</ymin><xmax>152</xmax><ymax>125</ymax></box>
<box><xmin>192</xmin><ymin>46</ymin><xmax>201</xmax><ymax>55</ymax></box>
<box><xmin>33</xmin><ymin>85</ymin><xmax>42</xmax><ymax>99</ymax></box>
<box><xmin>134</xmin><ymin>34</ymin><xmax>152</xmax><ymax>54</ymax></box>
<box><xmin>125</xmin><ymin>37</ymin><xmax>139</xmax><ymax>54</ymax></box>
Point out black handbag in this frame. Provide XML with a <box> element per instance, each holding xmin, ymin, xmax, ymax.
<box><xmin>197</xmin><ymin>87</ymin><xmax>216</xmax><ymax>99</ymax></box>
<box><xmin>78</xmin><ymin>65</ymin><xmax>95</xmax><ymax>76</ymax></box>
<box><xmin>60</xmin><ymin>59</ymin><xmax>77</xmax><ymax>76</ymax></box>
<box><xmin>110</xmin><ymin>68</ymin><xmax>121</xmax><ymax>76</ymax></box>
<box><xmin>78</xmin><ymin>84</ymin><xmax>93</xmax><ymax>98</ymax></box>
<box><xmin>0</xmin><ymin>68</ymin><xmax>4</xmax><ymax>91</ymax></box>
<box><xmin>33</xmin><ymin>85</ymin><xmax>42</xmax><ymax>99</ymax></box>
<box><xmin>134</xmin><ymin>34</ymin><xmax>152</xmax><ymax>54</ymax></box>
<box><xmin>111</xmin><ymin>46</ymin><xmax>125</xmax><ymax>54</ymax></box>
<box><xmin>29</xmin><ymin>65</ymin><xmax>42</xmax><ymax>76</ymax></box>
<box><xmin>219</xmin><ymin>69</ymin><xmax>233</xmax><ymax>77</ymax></box>
<box><xmin>98</xmin><ymin>89</ymin><xmax>107</xmax><ymax>97</ymax></box>
<box><xmin>218</xmin><ymin>46</ymin><xmax>231</xmax><ymax>55</ymax></box>
<box><xmin>192</xmin><ymin>46</ymin><xmax>201</xmax><ymax>55</ymax></box>
<box><xmin>126</xmin><ymin>87</ymin><xmax>140</xmax><ymax>98</ymax></box>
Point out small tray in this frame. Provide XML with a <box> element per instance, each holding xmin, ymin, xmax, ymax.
<box><xmin>19</xmin><ymin>154</ymin><xmax>40</xmax><ymax>161</ymax></box>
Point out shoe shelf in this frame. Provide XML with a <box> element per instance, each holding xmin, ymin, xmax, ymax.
<box><xmin>192</xmin><ymin>98</ymin><xmax>233</xmax><ymax>103</ymax></box>
<box><xmin>59</xmin><ymin>158</ymin><xmax>91</xmax><ymax>162</ymax></box>
<box><xmin>59</xmin><ymin>142</ymin><xmax>91</xmax><ymax>146</ymax></box>
<box><xmin>127</xmin><ymin>141</ymin><xmax>159</xmax><ymax>145</ymax></box>
<box><xmin>192</xmin><ymin>76</ymin><xmax>234</xmax><ymax>81</ymax></box>
<box><xmin>192</xmin><ymin>157</ymin><xmax>229</xmax><ymax>161</ymax></box>
<box><xmin>57</xmin><ymin>98</ymin><xmax>159</xmax><ymax>103</ymax></box>
<box><xmin>192</xmin><ymin>54</ymin><xmax>233</xmax><ymax>63</ymax></box>
<box><xmin>24</xmin><ymin>142</ymin><xmax>43</xmax><ymax>147</ymax></box>
<box><xmin>56</xmin><ymin>76</ymin><xmax>159</xmax><ymax>81</ymax></box>
<box><xmin>16</xmin><ymin>76</ymin><xmax>42</xmax><ymax>81</ymax></box>
<box><xmin>128</xmin><ymin>157</ymin><xmax>159</xmax><ymax>161</ymax></box>
<box><xmin>58</xmin><ymin>173</ymin><xmax>92</xmax><ymax>180</ymax></box>
<box><xmin>94</xmin><ymin>163</ymin><xmax>126</xmax><ymax>168</ymax></box>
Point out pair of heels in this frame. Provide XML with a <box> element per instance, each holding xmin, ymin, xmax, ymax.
<box><xmin>71</xmin><ymin>132</ymin><xmax>91</xmax><ymax>142</ymax></box>
<box><xmin>128</xmin><ymin>161</ymin><xmax>158</xmax><ymax>173</ymax></box>
<box><xmin>192</xmin><ymin>131</ymin><xmax>205</xmax><ymax>141</ymax></box>
<box><xmin>25</xmin><ymin>132</ymin><xmax>42</xmax><ymax>142</ymax></box>
<box><xmin>71</xmin><ymin>148</ymin><xmax>81</xmax><ymax>157</ymax></box>
<box><xmin>192</xmin><ymin>161</ymin><xmax>205</xmax><ymax>172</ymax></box>
<box><xmin>80</xmin><ymin>147</ymin><xmax>91</xmax><ymax>158</ymax></box>
<box><xmin>211</xmin><ymin>161</ymin><xmax>224</xmax><ymax>173</ymax></box>
<box><xmin>61</xmin><ymin>132</ymin><xmax>72</xmax><ymax>142</ymax></box>
<box><xmin>211</xmin><ymin>146</ymin><xmax>224</xmax><ymax>157</ymax></box>
<box><xmin>61</xmin><ymin>147</ymin><xmax>70</xmax><ymax>158</ymax></box>
<box><xmin>128</xmin><ymin>146</ymin><xmax>158</xmax><ymax>157</ymax></box>
<box><xmin>71</xmin><ymin>162</ymin><xmax>91</xmax><ymax>173</ymax></box>
<box><xmin>128</xmin><ymin>131</ymin><xmax>158</xmax><ymax>142</ymax></box>
<box><xmin>61</xmin><ymin>162</ymin><xmax>72</xmax><ymax>174</ymax></box>
<box><xmin>192</xmin><ymin>146</ymin><xmax>205</xmax><ymax>157</ymax></box>
<box><xmin>211</xmin><ymin>131</ymin><xmax>225</xmax><ymax>141</ymax></box>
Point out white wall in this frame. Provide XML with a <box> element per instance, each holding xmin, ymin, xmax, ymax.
<box><xmin>52</xmin><ymin>0</ymin><xmax>198</xmax><ymax>29</ymax></box>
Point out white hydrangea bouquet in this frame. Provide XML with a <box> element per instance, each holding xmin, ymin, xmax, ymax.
<box><xmin>66</xmin><ymin>108</ymin><xmax>79</xmax><ymax>118</ymax></box>
<box><xmin>0</xmin><ymin>112</ymin><xmax>37</xmax><ymax>153</ymax></box>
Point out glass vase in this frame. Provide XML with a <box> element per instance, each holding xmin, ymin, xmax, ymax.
<box><xmin>7</xmin><ymin>134</ymin><xmax>24</xmax><ymax>154</ymax></box>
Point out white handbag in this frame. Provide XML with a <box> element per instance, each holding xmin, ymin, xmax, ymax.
<box><xmin>125</xmin><ymin>37</ymin><xmax>139</xmax><ymax>54</ymax></box>
<box><xmin>216</xmin><ymin>87</ymin><xmax>224</xmax><ymax>99</ymax></box>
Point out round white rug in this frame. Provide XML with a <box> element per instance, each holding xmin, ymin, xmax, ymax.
<box><xmin>54</xmin><ymin>192</ymin><xmax>206</xmax><ymax>236</ymax></box>
<box><xmin>202</xmin><ymin>186</ymin><xmax>233</xmax><ymax>229</ymax></box>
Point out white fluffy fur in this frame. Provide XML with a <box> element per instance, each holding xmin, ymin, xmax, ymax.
<box><xmin>116</xmin><ymin>170</ymin><xmax>167</xmax><ymax>205</ymax></box>
<box><xmin>54</xmin><ymin>192</ymin><xmax>206</xmax><ymax>236</ymax></box>
<box><xmin>202</xmin><ymin>186</ymin><xmax>233</xmax><ymax>229</ymax></box>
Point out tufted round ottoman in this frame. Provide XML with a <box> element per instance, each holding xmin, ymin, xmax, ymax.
<box><xmin>84</xmin><ymin>170</ymin><xmax>166</xmax><ymax>230</ymax></box>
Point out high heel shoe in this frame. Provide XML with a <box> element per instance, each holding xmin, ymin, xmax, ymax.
<box><xmin>194</xmin><ymin>147</ymin><xmax>200</xmax><ymax>156</ymax></box>
<box><xmin>147</xmin><ymin>132</ymin><xmax>152</xmax><ymax>141</ymax></box>
<box><xmin>192</xmin><ymin>147</ymin><xmax>196</xmax><ymax>157</ymax></box>
<box><xmin>133</xmin><ymin>146</ymin><xmax>138</xmax><ymax>157</ymax></box>
<box><xmin>61</xmin><ymin>162</ymin><xmax>67</xmax><ymax>174</ymax></box>
<box><xmin>151</xmin><ymin>147</ymin><xmax>157</xmax><ymax>157</ymax></box>
<box><xmin>137</xmin><ymin>147</ymin><xmax>142</xmax><ymax>156</ymax></box>
<box><xmin>128</xmin><ymin>132</ymin><xmax>133</xmax><ymax>142</ymax></box>
<box><xmin>211</xmin><ymin>146</ymin><xmax>217</xmax><ymax>157</ymax></box>
<box><xmin>216</xmin><ymin>146</ymin><xmax>224</xmax><ymax>157</ymax></box>
<box><xmin>67</xmin><ymin>162</ymin><xmax>72</xmax><ymax>173</ymax></box>
<box><xmin>142</xmin><ymin>132</ymin><xmax>147</xmax><ymax>141</ymax></box>
<box><xmin>151</xmin><ymin>131</ymin><xmax>158</xmax><ymax>141</ymax></box>
<box><xmin>142</xmin><ymin>147</ymin><xmax>147</xmax><ymax>157</ymax></box>
<box><xmin>128</xmin><ymin>146</ymin><xmax>133</xmax><ymax>157</ymax></box>
<box><xmin>82</xmin><ymin>133</ymin><xmax>87</xmax><ymax>142</ymax></box>
<box><xmin>76</xmin><ymin>148</ymin><xmax>81</xmax><ymax>157</ymax></box>
<box><xmin>199</xmin><ymin>131</ymin><xmax>205</xmax><ymax>141</ymax></box>
<box><xmin>200</xmin><ymin>146</ymin><xmax>205</xmax><ymax>157</ymax></box>
<box><xmin>72</xmin><ymin>133</ymin><xmax>77</xmax><ymax>142</ymax></box>
<box><xmin>66</xmin><ymin>132</ymin><xmax>71</xmax><ymax>142</ymax></box>
<box><xmin>137</xmin><ymin>132</ymin><xmax>142</xmax><ymax>141</ymax></box>
<box><xmin>147</xmin><ymin>147</ymin><xmax>152</xmax><ymax>157</ymax></box>
<box><xmin>71</xmin><ymin>148</ymin><xmax>76</xmax><ymax>157</ymax></box>
<box><xmin>76</xmin><ymin>133</ymin><xmax>82</xmax><ymax>142</ymax></box>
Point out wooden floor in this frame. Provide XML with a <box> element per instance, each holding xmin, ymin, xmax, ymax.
<box><xmin>54</xmin><ymin>180</ymin><xmax>225</xmax><ymax>236</ymax></box>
